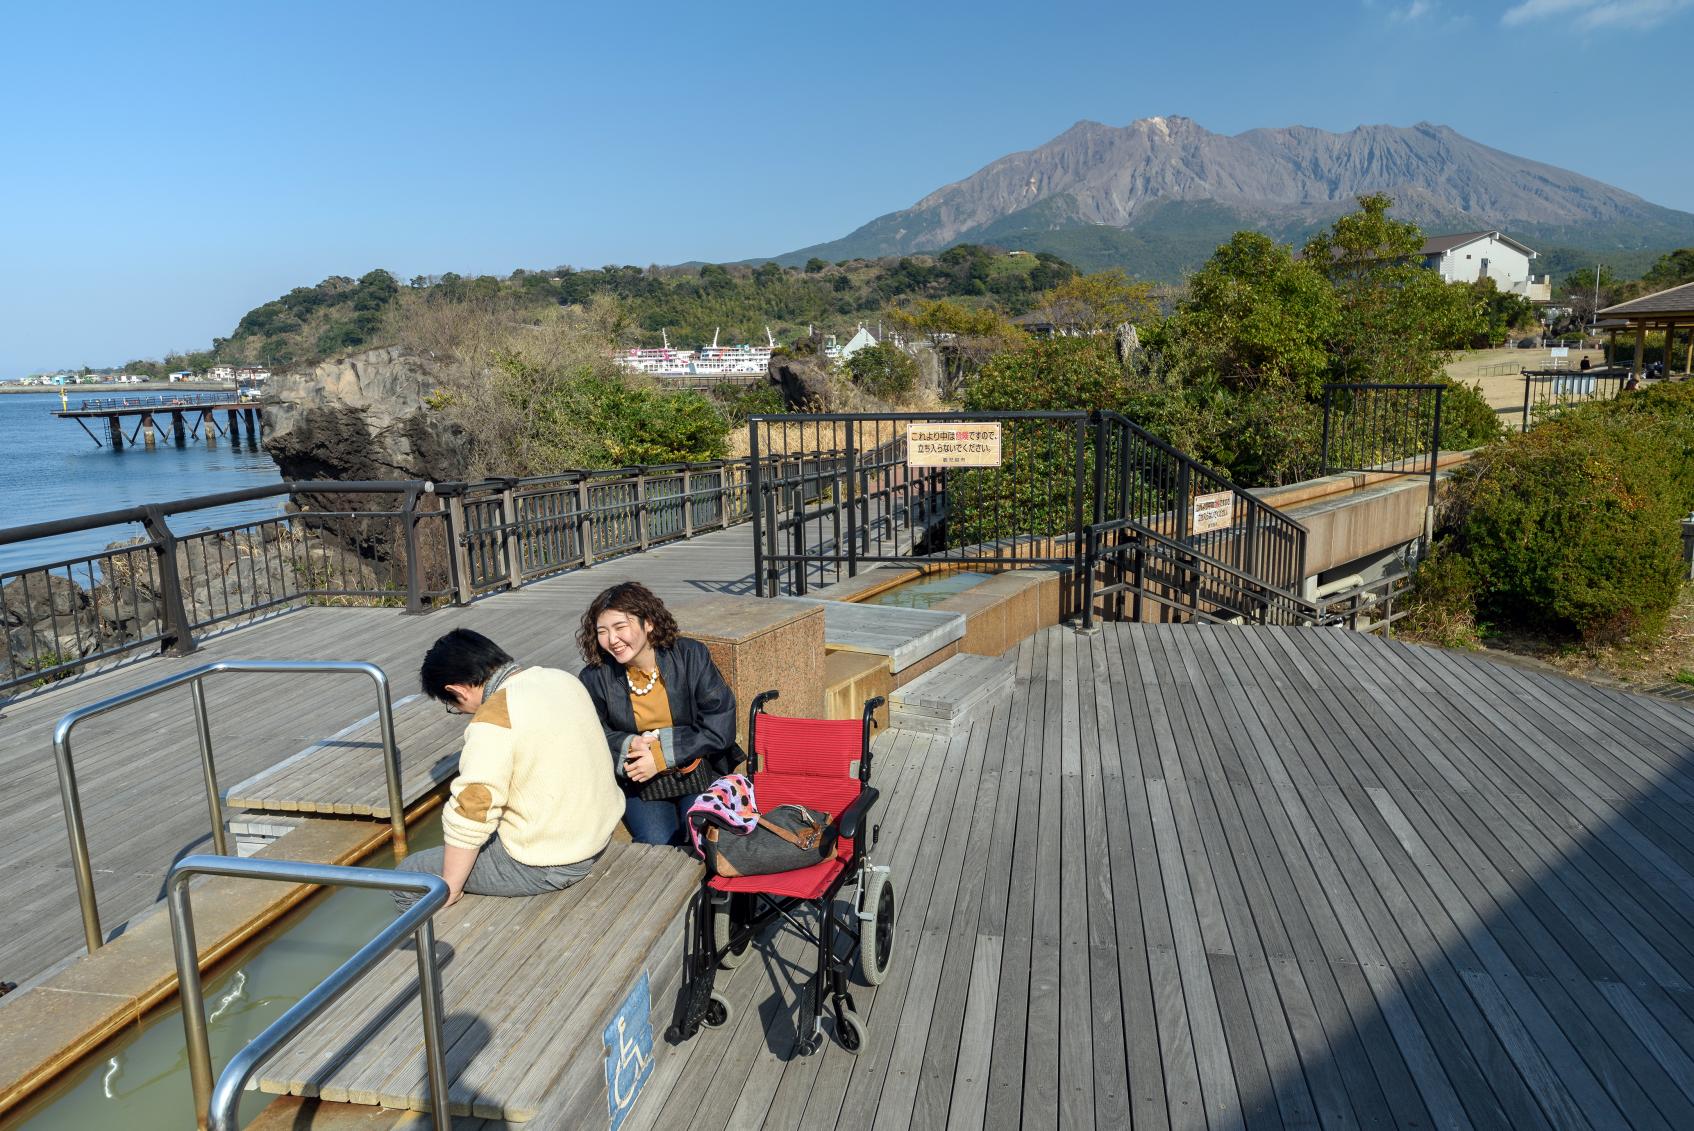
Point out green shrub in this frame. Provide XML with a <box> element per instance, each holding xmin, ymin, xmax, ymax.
<box><xmin>1401</xmin><ymin>547</ymin><xmax>1482</xmax><ymax>649</ymax></box>
<box><xmin>711</xmin><ymin>381</ymin><xmax>785</xmax><ymax>428</ymax></box>
<box><xmin>1445</xmin><ymin>413</ymin><xmax>1687</xmax><ymax>643</ymax></box>
<box><xmin>845</xmin><ymin>343</ymin><xmax>919</xmax><ymax>400</ymax></box>
<box><xmin>1437</xmin><ymin>377</ymin><xmax>1504</xmax><ymax>451</ymax></box>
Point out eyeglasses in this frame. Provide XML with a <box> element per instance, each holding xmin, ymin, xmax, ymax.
<box><xmin>444</xmin><ymin>700</ymin><xmax>466</xmax><ymax>716</ymax></box>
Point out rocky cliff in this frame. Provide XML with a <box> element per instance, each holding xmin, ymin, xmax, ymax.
<box><xmin>262</xmin><ymin>346</ymin><xmax>471</xmax><ymax>484</ymax></box>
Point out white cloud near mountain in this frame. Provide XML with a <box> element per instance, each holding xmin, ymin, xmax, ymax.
<box><xmin>1502</xmin><ymin>0</ymin><xmax>1693</xmax><ymax>28</ymax></box>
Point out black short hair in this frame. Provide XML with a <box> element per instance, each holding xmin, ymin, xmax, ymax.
<box><xmin>420</xmin><ymin>629</ymin><xmax>513</xmax><ymax>702</ymax></box>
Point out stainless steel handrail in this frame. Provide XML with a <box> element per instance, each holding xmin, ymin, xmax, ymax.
<box><xmin>52</xmin><ymin>658</ymin><xmax>407</xmax><ymax>954</ymax></box>
<box><xmin>168</xmin><ymin>854</ymin><xmax>450</xmax><ymax>1131</ymax></box>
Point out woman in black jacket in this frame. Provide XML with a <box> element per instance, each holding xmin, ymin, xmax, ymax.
<box><xmin>577</xmin><ymin>581</ymin><xmax>740</xmax><ymax>845</ymax></box>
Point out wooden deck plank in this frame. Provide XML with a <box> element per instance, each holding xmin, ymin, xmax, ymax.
<box><xmin>980</xmin><ymin>629</ymin><xmax>1048</xmax><ymax>1131</ymax></box>
<box><xmin>1285</xmin><ymin>629</ymin><xmax>1677</xmax><ymax>1129</ymax></box>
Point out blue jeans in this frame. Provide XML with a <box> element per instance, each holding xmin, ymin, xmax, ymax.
<box><xmin>624</xmin><ymin>791</ymin><xmax>702</xmax><ymax>847</ymax></box>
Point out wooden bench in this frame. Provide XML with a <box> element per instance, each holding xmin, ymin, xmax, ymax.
<box><xmin>253</xmin><ymin>840</ymin><xmax>699</xmax><ymax>1128</ymax></box>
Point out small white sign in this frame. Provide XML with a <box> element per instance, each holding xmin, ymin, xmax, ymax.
<box><xmin>1192</xmin><ymin>490</ymin><xmax>1235</xmax><ymax>534</ymax></box>
<box><xmin>1550</xmin><ymin>347</ymin><xmax>1570</xmax><ymax>358</ymax></box>
<box><xmin>907</xmin><ymin>423</ymin><xmax>1003</xmax><ymax>468</ymax></box>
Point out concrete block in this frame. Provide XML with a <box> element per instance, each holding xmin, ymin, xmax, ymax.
<box><xmin>678</xmin><ymin>596</ymin><xmax>825</xmax><ymax>741</ymax></box>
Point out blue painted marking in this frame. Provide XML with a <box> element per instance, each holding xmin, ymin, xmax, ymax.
<box><xmin>604</xmin><ymin>969</ymin><xmax>656</xmax><ymax>1131</ymax></box>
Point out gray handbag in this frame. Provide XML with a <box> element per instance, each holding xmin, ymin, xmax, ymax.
<box><xmin>706</xmin><ymin>804</ymin><xmax>837</xmax><ymax>877</ymax></box>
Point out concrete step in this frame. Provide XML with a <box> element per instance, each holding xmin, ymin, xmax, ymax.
<box><xmin>887</xmin><ymin>653</ymin><xmax>1014</xmax><ymax>736</ymax></box>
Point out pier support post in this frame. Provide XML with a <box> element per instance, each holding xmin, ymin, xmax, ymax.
<box><xmin>107</xmin><ymin>415</ymin><xmax>123</xmax><ymax>449</ymax></box>
<box><xmin>141</xmin><ymin>413</ymin><xmax>156</xmax><ymax>449</ymax></box>
<box><xmin>172</xmin><ymin>411</ymin><xmax>186</xmax><ymax>445</ymax></box>
<box><xmin>227</xmin><ymin>409</ymin><xmax>239</xmax><ymax>440</ymax></box>
<box><xmin>201</xmin><ymin>409</ymin><xmax>217</xmax><ymax>446</ymax></box>
<box><xmin>243</xmin><ymin>407</ymin><xmax>259</xmax><ymax>441</ymax></box>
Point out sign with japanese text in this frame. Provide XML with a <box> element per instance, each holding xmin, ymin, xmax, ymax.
<box><xmin>1191</xmin><ymin>490</ymin><xmax>1235</xmax><ymax>534</ymax></box>
<box><xmin>907</xmin><ymin>422</ymin><xmax>1003</xmax><ymax>467</ymax></box>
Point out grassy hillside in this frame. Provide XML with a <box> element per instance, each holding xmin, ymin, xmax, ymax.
<box><xmin>200</xmin><ymin>247</ymin><xmax>1078</xmax><ymax>370</ymax></box>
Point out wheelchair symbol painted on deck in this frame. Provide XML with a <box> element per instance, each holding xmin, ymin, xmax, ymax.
<box><xmin>605</xmin><ymin>969</ymin><xmax>656</xmax><ymax>1131</ymax></box>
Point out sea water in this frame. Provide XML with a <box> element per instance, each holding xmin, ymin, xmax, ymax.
<box><xmin>0</xmin><ymin>393</ymin><xmax>285</xmax><ymax>574</ymax></box>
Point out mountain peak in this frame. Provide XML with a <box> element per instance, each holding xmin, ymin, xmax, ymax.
<box><xmin>776</xmin><ymin>118</ymin><xmax>1694</xmax><ymax>278</ymax></box>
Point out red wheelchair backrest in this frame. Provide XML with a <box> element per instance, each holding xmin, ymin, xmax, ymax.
<box><xmin>751</xmin><ymin>714</ymin><xmax>867</xmax><ymax>854</ymax></box>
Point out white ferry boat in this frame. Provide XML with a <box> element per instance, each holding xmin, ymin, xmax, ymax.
<box><xmin>615</xmin><ymin>328</ymin><xmax>774</xmax><ymax>377</ymax></box>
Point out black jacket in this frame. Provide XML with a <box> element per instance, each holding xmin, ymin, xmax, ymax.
<box><xmin>579</xmin><ymin>637</ymin><xmax>742</xmax><ymax>781</ymax></box>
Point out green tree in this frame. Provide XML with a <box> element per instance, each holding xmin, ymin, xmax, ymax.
<box><xmin>845</xmin><ymin>342</ymin><xmax>919</xmax><ymax>400</ymax></box>
<box><xmin>1158</xmin><ymin>231</ymin><xmax>1337</xmax><ymax>397</ymax></box>
<box><xmin>805</xmin><ymin>257</ymin><xmax>828</xmax><ymax>274</ymax></box>
<box><xmin>1301</xmin><ymin>193</ymin><xmax>1465</xmax><ymax>385</ymax></box>
<box><xmin>1028</xmin><ymin>269</ymin><xmax>1159</xmax><ymax>336</ymax></box>
<box><xmin>1643</xmin><ymin>248</ymin><xmax>1694</xmax><ymax>290</ymax></box>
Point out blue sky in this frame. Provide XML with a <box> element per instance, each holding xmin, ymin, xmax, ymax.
<box><xmin>1</xmin><ymin>0</ymin><xmax>1690</xmax><ymax>376</ymax></box>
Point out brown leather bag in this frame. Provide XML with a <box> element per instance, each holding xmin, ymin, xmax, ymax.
<box><xmin>706</xmin><ymin>804</ymin><xmax>837</xmax><ymax>877</ymax></box>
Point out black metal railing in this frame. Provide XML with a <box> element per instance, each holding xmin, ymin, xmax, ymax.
<box><xmin>1083</xmin><ymin>517</ymin><xmax>1407</xmax><ymax>633</ymax></box>
<box><xmin>747</xmin><ymin>411</ymin><xmax>1311</xmax><ymax>626</ymax></box>
<box><xmin>747</xmin><ymin>412</ymin><xmax>1092</xmax><ymax>596</ymax></box>
<box><xmin>0</xmin><ymin>455</ymin><xmax>802</xmax><ymax>695</ymax></box>
<box><xmin>1516</xmin><ymin>367</ymin><xmax>1629</xmax><ymax>432</ymax></box>
<box><xmin>1321</xmin><ymin>382</ymin><xmax>1446</xmax><ymax>521</ymax></box>
<box><xmin>0</xmin><ymin>482</ymin><xmax>454</xmax><ymax>693</ymax></box>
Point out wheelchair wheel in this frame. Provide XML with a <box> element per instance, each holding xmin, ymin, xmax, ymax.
<box><xmin>703</xmin><ymin>991</ymin><xmax>734</xmax><ymax>1029</ymax></box>
<box><xmin>858</xmin><ymin>871</ymin><xmax>896</xmax><ymax>986</ymax></box>
<box><xmin>836</xmin><ymin>1008</ymin><xmax>867</xmax><ymax>1055</ymax></box>
<box><xmin>714</xmin><ymin>897</ymin><xmax>752</xmax><ymax>969</ymax></box>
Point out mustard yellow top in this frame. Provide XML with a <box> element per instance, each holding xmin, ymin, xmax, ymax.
<box><xmin>626</xmin><ymin>664</ymin><xmax>675</xmax><ymax>770</ymax></box>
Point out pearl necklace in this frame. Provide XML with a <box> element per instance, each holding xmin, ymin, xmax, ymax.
<box><xmin>626</xmin><ymin>665</ymin><xmax>660</xmax><ymax>696</ymax></box>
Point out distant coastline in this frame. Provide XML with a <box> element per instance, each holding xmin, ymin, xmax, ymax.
<box><xmin>0</xmin><ymin>382</ymin><xmax>239</xmax><ymax>395</ymax></box>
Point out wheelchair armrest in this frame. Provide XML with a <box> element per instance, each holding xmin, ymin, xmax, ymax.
<box><xmin>837</xmin><ymin>786</ymin><xmax>880</xmax><ymax>841</ymax></box>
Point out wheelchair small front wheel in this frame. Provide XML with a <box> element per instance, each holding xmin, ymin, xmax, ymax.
<box><xmin>836</xmin><ymin>1008</ymin><xmax>867</xmax><ymax>1054</ymax></box>
<box><xmin>703</xmin><ymin>991</ymin><xmax>734</xmax><ymax>1029</ymax></box>
<box><xmin>858</xmin><ymin>871</ymin><xmax>896</xmax><ymax>986</ymax></box>
<box><xmin>713</xmin><ymin>897</ymin><xmax>752</xmax><ymax>969</ymax></box>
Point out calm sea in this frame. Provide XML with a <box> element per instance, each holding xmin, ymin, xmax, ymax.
<box><xmin>0</xmin><ymin>392</ymin><xmax>285</xmax><ymax>574</ymax></box>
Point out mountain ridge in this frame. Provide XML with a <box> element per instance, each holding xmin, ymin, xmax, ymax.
<box><xmin>772</xmin><ymin>118</ymin><xmax>1694</xmax><ymax>279</ymax></box>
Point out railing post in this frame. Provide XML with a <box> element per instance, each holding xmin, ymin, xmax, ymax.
<box><xmin>1320</xmin><ymin>386</ymin><xmax>1333</xmax><ymax>474</ymax></box>
<box><xmin>1521</xmin><ymin>372</ymin><xmax>1532</xmax><ymax>433</ymax></box>
<box><xmin>189</xmin><ymin>676</ymin><xmax>229</xmax><ymax>857</ymax></box>
<box><xmin>682</xmin><ymin>468</ymin><xmax>694</xmax><ymax>539</ymax></box>
<box><xmin>401</xmin><ymin>485</ymin><xmax>425</xmax><ymax>615</ymax></box>
<box><xmin>500</xmin><ymin>482</ymin><xmax>522</xmax><ymax>591</ymax></box>
<box><xmin>577</xmin><ymin>476</ymin><xmax>593</xmax><ymax>567</ymax></box>
<box><xmin>141</xmin><ymin>504</ymin><xmax>196</xmax><ymax>656</ymax></box>
<box><xmin>720</xmin><ymin>462</ymin><xmax>733</xmax><ymax>527</ymax></box>
<box><xmin>1072</xmin><ymin>417</ymin><xmax>1088</xmax><ymax>610</ymax></box>
<box><xmin>750</xmin><ymin>424</ymin><xmax>767</xmax><ymax>597</ymax></box>
<box><xmin>636</xmin><ymin>471</ymin><xmax>649</xmax><ymax>551</ymax></box>
<box><xmin>845</xmin><ymin>420</ymin><xmax>858</xmax><ymax>578</ymax></box>
<box><xmin>1081</xmin><ymin>527</ymin><xmax>1096</xmax><ymax>631</ymax></box>
<box><xmin>1426</xmin><ymin>386</ymin><xmax>1445</xmax><ymax>552</ymax></box>
<box><xmin>446</xmin><ymin>491</ymin><xmax>472</xmax><ymax>606</ymax></box>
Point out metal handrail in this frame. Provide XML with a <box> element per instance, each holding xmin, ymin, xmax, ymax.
<box><xmin>168</xmin><ymin>854</ymin><xmax>450</xmax><ymax>1131</ymax></box>
<box><xmin>53</xmin><ymin>659</ymin><xmax>406</xmax><ymax>954</ymax></box>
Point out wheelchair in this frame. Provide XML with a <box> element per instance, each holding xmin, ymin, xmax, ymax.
<box><xmin>666</xmin><ymin>691</ymin><xmax>895</xmax><ymax>1055</ymax></box>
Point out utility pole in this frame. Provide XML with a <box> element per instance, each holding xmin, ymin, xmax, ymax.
<box><xmin>1591</xmin><ymin>264</ymin><xmax>1601</xmax><ymax>338</ymax></box>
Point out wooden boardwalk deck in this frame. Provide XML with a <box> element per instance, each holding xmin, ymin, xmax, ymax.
<box><xmin>0</xmin><ymin>522</ymin><xmax>766</xmax><ymax>993</ymax></box>
<box><xmin>607</xmin><ymin>621</ymin><xmax>1694</xmax><ymax>1130</ymax></box>
<box><xmin>7</xmin><ymin>512</ymin><xmax>1694</xmax><ymax>1130</ymax></box>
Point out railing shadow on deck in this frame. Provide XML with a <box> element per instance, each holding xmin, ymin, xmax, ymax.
<box><xmin>1197</xmin><ymin>640</ymin><xmax>1694</xmax><ymax>1131</ymax></box>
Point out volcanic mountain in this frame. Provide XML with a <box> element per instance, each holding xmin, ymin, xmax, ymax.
<box><xmin>774</xmin><ymin>118</ymin><xmax>1694</xmax><ymax>278</ymax></box>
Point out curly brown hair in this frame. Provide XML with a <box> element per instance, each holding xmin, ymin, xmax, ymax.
<box><xmin>578</xmin><ymin>581</ymin><xmax>680</xmax><ymax>666</ymax></box>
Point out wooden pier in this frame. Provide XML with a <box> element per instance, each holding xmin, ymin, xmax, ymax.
<box><xmin>53</xmin><ymin>392</ymin><xmax>261</xmax><ymax>449</ymax></box>
<box><xmin>3</xmin><ymin>513</ymin><xmax>1694</xmax><ymax>1128</ymax></box>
